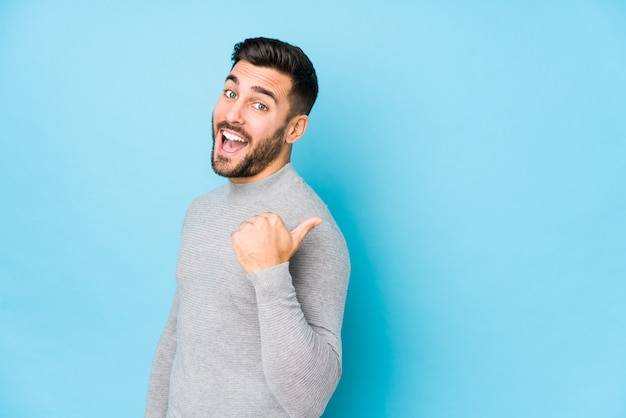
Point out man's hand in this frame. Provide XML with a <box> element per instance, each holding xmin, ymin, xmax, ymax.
<box><xmin>231</xmin><ymin>213</ymin><xmax>322</xmax><ymax>274</ymax></box>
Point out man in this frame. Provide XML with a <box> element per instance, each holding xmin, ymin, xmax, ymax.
<box><xmin>145</xmin><ymin>37</ymin><xmax>350</xmax><ymax>418</ymax></box>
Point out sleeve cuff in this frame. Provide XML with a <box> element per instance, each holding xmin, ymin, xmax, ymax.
<box><xmin>247</xmin><ymin>262</ymin><xmax>296</xmax><ymax>302</ymax></box>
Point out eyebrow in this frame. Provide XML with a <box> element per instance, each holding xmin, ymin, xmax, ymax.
<box><xmin>226</xmin><ymin>74</ymin><xmax>278</xmax><ymax>103</ymax></box>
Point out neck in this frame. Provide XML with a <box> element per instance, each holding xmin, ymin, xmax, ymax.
<box><xmin>229</xmin><ymin>146</ymin><xmax>293</xmax><ymax>184</ymax></box>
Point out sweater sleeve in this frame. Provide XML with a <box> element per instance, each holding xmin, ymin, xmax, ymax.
<box><xmin>247</xmin><ymin>223</ymin><xmax>350</xmax><ymax>418</ymax></box>
<box><xmin>145</xmin><ymin>291</ymin><xmax>179</xmax><ymax>418</ymax></box>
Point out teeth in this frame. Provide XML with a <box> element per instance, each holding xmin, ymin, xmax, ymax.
<box><xmin>223</xmin><ymin>131</ymin><xmax>245</xmax><ymax>142</ymax></box>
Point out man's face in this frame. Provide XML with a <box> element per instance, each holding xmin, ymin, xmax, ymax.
<box><xmin>212</xmin><ymin>60</ymin><xmax>294</xmax><ymax>183</ymax></box>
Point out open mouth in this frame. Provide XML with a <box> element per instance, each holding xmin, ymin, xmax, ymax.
<box><xmin>221</xmin><ymin>129</ymin><xmax>249</xmax><ymax>155</ymax></box>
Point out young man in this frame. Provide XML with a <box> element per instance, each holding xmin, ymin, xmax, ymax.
<box><xmin>145</xmin><ymin>37</ymin><xmax>350</xmax><ymax>418</ymax></box>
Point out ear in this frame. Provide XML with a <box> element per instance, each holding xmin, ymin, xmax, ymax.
<box><xmin>285</xmin><ymin>115</ymin><xmax>309</xmax><ymax>145</ymax></box>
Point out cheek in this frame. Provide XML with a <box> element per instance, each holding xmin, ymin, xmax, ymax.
<box><xmin>212</xmin><ymin>102</ymin><xmax>225</xmax><ymax>121</ymax></box>
<box><xmin>213</xmin><ymin>96</ymin><xmax>234</xmax><ymax>119</ymax></box>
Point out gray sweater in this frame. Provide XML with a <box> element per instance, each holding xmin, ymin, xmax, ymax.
<box><xmin>145</xmin><ymin>164</ymin><xmax>350</xmax><ymax>418</ymax></box>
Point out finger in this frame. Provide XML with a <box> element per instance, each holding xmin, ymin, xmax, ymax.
<box><xmin>249</xmin><ymin>213</ymin><xmax>276</xmax><ymax>223</ymax></box>
<box><xmin>244</xmin><ymin>215</ymin><xmax>267</xmax><ymax>227</ymax></box>
<box><xmin>290</xmin><ymin>216</ymin><xmax>323</xmax><ymax>248</ymax></box>
<box><xmin>254</xmin><ymin>213</ymin><xmax>287</xmax><ymax>229</ymax></box>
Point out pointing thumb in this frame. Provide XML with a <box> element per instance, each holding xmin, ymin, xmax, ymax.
<box><xmin>290</xmin><ymin>216</ymin><xmax>323</xmax><ymax>249</ymax></box>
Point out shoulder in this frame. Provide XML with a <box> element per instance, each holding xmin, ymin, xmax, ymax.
<box><xmin>185</xmin><ymin>184</ymin><xmax>228</xmax><ymax>214</ymax></box>
<box><xmin>281</xmin><ymin>177</ymin><xmax>348</xmax><ymax>255</ymax></box>
<box><xmin>274</xmin><ymin>175</ymin><xmax>337</xmax><ymax>227</ymax></box>
<box><xmin>288</xmin><ymin>179</ymin><xmax>351</xmax><ymax>290</ymax></box>
<box><xmin>177</xmin><ymin>185</ymin><xmax>230</xmax><ymax>236</ymax></box>
<box><xmin>192</xmin><ymin>184</ymin><xmax>228</xmax><ymax>206</ymax></box>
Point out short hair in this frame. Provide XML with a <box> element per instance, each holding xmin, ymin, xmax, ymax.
<box><xmin>231</xmin><ymin>37</ymin><xmax>318</xmax><ymax>118</ymax></box>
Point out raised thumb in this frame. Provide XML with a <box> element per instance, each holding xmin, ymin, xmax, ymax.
<box><xmin>290</xmin><ymin>216</ymin><xmax>323</xmax><ymax>248</ymax></box>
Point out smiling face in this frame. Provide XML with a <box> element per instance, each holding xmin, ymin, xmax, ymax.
<box><xmin>211</xmin><ymin>60</ymin><xmax>308</xmax><ymax>183</ymax></box>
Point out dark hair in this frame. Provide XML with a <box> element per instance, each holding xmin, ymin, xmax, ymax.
<box><xmin>231</xmin><ymin>37</ymin><xmax>318</xmax><ymax>117</ymax></box>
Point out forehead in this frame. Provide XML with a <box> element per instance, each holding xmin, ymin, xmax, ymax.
<box><xmin>227</xmin><ymin>60</ymin><xmax>292</xmax><ymax>102</ymax></box>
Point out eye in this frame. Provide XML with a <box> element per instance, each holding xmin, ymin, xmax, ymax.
<box><xmin>253</xmin><ymin>102</ymin><xmax>268</xmax><ymax>111</ymax></box>
<box><xmin>224</xmin><ymin>89</ymin><xmax>237</xmax><ymax>99</ymax></box>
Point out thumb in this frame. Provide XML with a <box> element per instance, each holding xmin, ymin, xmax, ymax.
<box><xmin>290</xmin><ymin>216</ymin><xmax>323</xmax><ymax>248</ymax></box>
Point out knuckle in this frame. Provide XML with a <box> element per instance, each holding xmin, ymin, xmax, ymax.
<box><xmin>268</xmin><ymin>213</ymin><xmax>280</xmax><ymax>223</ymax></box>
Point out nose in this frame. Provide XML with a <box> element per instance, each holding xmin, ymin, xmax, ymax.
<box><xmin>224</xmin><ymin>100</ymin><xmax>245</xmax><ymax>125</ymax></box>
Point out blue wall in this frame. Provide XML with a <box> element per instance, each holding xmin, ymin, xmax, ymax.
<box><xmin>1</xmin><ymin>1</ymin><xmax>625</xmax><ymax>417</ymax></box>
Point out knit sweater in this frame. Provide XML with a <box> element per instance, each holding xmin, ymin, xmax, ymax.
<box><xmin>145</xmin><ymin>163</ymin><xmax>350</xmax><ymax>418</ymax></box>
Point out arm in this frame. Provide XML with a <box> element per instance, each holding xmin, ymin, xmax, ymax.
<box><xmin>232</xmin><ymin>214</ymin><xmax>350</xmax><ymax>417</ymax></box>
<box><xmin>145</xmin><ymin>292</ymin><xmax>179</xmax><ymax>418</ymax></box>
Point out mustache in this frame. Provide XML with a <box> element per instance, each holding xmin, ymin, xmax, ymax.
<box><xmin>215</xmin><ymin>121</ymin><xmax>252</xmax><ymax>143</ymax></box>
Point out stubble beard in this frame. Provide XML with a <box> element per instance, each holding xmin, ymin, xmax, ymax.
<box><xmin>211</xmin><ymin>118</ymin><xmax>288</xmax><ymax>179</ymax></box>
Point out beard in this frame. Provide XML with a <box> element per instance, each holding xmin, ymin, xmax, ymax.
<box><xmin>211</xmin><ymin>118</ymin><xmax>288</xmax><ymax>179</ymax></box>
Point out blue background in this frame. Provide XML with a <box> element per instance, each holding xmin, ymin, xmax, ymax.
<box><xmin>1</xmin><ymin>1</ymin><xmax>625</xmax><ymax>417</ymax></box>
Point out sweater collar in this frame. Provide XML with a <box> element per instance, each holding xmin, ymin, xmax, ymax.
<box><xmin>225</xmin><ymin>163</ymin><xmax>299</xmax><ymax>201</ymax></box>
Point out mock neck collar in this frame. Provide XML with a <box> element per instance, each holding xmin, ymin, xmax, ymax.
<box><xmin>225</xmin><ymin>163</ymin><xmax>298</xmax><ymax>201</ymax></box>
